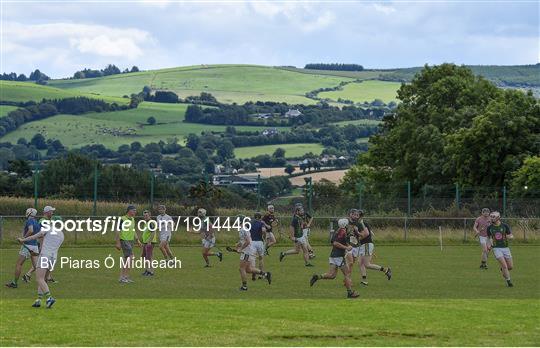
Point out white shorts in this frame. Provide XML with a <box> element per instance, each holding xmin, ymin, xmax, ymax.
<box><xmin>202</xmin><ymin>238</ymin><xmax>215</xmax><ymax>249</ymax></box>
<box><xmin>329</xmin><ymin>257</ymin><xmax>345</xmax><ymax>267</ymax></box>
<box><xmin>479</xmin><ymin>236</ymin><xmax>490</xmax><ymax>246</ymax></box>
<box><xmin>493</xmin><ymin>247</ymin><xmax>512</xmax><ymax>259</ymax></box>
<box><xmin>266</xmin><ymin>232</ymin><xmax>275</xmax><ymax>241</ymax></box>
<box><xmin>19</xmin><ymin>244</ymin><xmax>39</xmax><ymax>259</ymax></box>
<box><xmin>159</xmin><ymin>231</ymin><xmax>171</xmax><ymax>243</ymax></box>
<box><xmin>295</xmin><ymin>236</ymin><xmax>307</xmax><ymax>246</ymax></box>
<box><xmin>358</xmin><ymin>243</ymin><xmax>374</xmax><ymax>257</ymax></box>
<box><xmin>240</xmin><ymin>250</ymin><xmax>253</xmax><ymax>261</ymax></box>
<box><xmin>350</xmin><ymin>247</ymin><xmax>360</xmax><ymax>258</ymax></box>
<box><xmin>302</xmin><ymin>228</ymin><xmax>310</xmax><ymax>238</ymax></box>
<box><xmin>37</xmin><ymin>254</ymin><xmax>56</xmax><ymax>270</ymax></box>
<box><xmin>251</xmin><ymin>241</ymin><xmax>265</xmax><ymax>257</ymax></box>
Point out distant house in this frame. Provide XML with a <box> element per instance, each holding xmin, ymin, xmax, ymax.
<box><xmin>284</xmin><ymin>109</ymin><xmax>302</xmax><ymax>118</ymax></box>
<box><xmin>262</xmin><ymin>128</ymin><xmax>279</xmax><ymax>136</ymax></box>
<box><xmin>212</xmin><ymin>174</ymin><xmax>262</xmax><ymax>190</ymax></box>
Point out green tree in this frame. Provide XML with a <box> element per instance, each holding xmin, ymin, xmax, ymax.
<box><xmin>284</xmin><ymin>164</ymin><xmax>295</xmax><ymax>175</ymax></box>
<box><xmin>273</xmin><ymin>147</ymin><xmax>286</xmax><ymax>158</ymax></box>
<box><xmin>510</xmin><ymin>156</ymin><xmax>540</xmax><ymax>197</ymax></box>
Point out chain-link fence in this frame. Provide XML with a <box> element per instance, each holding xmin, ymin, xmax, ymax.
<box><xmin>1</xmin><ymin>215</ymin><xmax>538</xmax><ymax>247</ymax></box>
<box><xmin>1</xmin><ymin>165</ymin><xmax>539</xmax><ymax>217</ymax></box>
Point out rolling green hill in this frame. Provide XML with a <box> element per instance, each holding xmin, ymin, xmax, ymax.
<box><xmin>0</xmin><ymin>80</ymin><xmax>128</xmax><ymax>104</ymax></box>
<box><xmin>48</xmin><ymin>65</ymin><xmax>354</xmax><ymax>105</ymax></box>
<box><xmin>0</xmin><ymin>102</ymin><xmax>288</xmax><ymax>148</ymax></box>
<box><xmin>319</xmin><ymin>80</ymin><xmax>400</xmax><ymax>103</ymax></box>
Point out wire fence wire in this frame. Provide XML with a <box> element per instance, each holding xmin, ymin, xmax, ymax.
<box><xmin>1</xmin><ymin>215</ymin><xmax>538</xmax><ymax>247</ymax></box>
<box><xmin>1</xmin><ymin>167</ymin><xmax>539</xmax><ymax>216</ymax></box>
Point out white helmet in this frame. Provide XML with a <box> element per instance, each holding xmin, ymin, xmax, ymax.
<box><xmin>197</xmin><ymin>208</ymin><xmax>207</xmax><ymax>217</ymax></box>
<box><xmin>338</xmin><ymin>218</ymin><xmax>349</xmax><ymax>228</ymax></box>
<box><xmin>490</xmin><ymin>211</ymin><xmax>501</xmax><ymax>220</ymax></box>
<box><xmin>25</xmin><ymin>208</ymin><xmax>37</xmax><ymax>218</ymax></box>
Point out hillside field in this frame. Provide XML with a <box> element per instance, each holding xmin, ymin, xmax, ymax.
<box><xmin>0</xmin><ymin>102</ymin><xmax>289</xmax><ymax>148</ymax></box>
<box><xmin>319</xmin><ymin>80</ymin><xmax>400</xmax><ymax>103</ymax></box>
<box><xmin>234</xmin><ymin>143</ymin><xmax>324</xmax><ymax>159</ymax></box>
<box><xmin>0</xmin><ymin>80</ymin><xmax>128</xmax><ymax>104</ymax></box>
<box><xmin>48</xmin><ymin>65</ymin><xmax>355</xmax><ymax>105</ymax></box>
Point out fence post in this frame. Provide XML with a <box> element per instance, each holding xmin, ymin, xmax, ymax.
<box><xmin>93</xmin><ymin>162</ymin><xmax>98</xmax><ymax>216</ymax></box>
<box><xmin>33</xmin><ymin>162</ymin><xmax>40</xmax><ymax>209</ymax></box>
<box><xmin>407</xmin><ymin>181</ymin><xmax>412</xmax><ymax>216</ymax></box>
<box><xmin>404</xmin><ymin>217</ymin><xmax>408</xmax><ymax>241</ymax></box>
<box><xmin>502</xmin><ymin>186</ymin><xmax>507</xmax><ymax>217</ymax></box>
<box><xmin>463</xmin><ymin>218</ymin><xmax>467</xmax><ymax>243</ymax></box>
<box><xmin>306</xmin><ymin>177</ymin><xmax>313</xmax><ymax>214</ymax></box>
<box><xmin>356</xmin><ymin>181</ymin><xmax>363</xmax><ymax>210</ymax></box>
<box><xmin>0</xmin><ymin>216</ymin><xmax>3</xmax><ymax>247</ymax></box>
<box><xmin>329</xmin><ymin>220</ymin><xmax>334</xmax><ymax>243</ymax></box>
<box><xmin>257</xmin><ymin>174</ymin><xmax>261</xmax><ymax>210</ymax></box>
<box><xmin>74</xmin><ymin>216</ymin><xmax>78</xmax><ymax>245</ymax></box>
<box><xmin>150</xmin><ymin>172</ymin><xmax>155</xmax><ymax>208</ymax></box>
<box><xmin>455</xmin><ymin>183</ymin><xmax>460</xmax><ymax>210</ymax></box>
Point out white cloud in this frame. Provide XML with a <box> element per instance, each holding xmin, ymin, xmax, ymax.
<box><xmin>372</xmin><ymin>4</ymin><xmax>396</xmax><ymax>15</ymax></box>
<box><xmin>2</xmin><ymin>22</ymin><xmax>153</xmax><ymax>59</ymax></box>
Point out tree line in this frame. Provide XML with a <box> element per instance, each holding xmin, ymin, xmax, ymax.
<box><xmin>72</xmin><ymin>64</ymin><xmax>140</xmax><ymax>79</ymax></box>
<box><xmin>304</xmin><ymin>63</ymin><xmax>364</xmax><ymax>71</ymax></box>
<box><xmin>0</xmin><ymin>69</ymin><xmax>50</xmax><ymax>84</ymax></box>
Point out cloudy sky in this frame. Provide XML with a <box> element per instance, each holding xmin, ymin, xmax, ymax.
<box><xmin>1</xmin><ymin>1</ymin><xmax>538</xmax><ymax>78</ymax></box>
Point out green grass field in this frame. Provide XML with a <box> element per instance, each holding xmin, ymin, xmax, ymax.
<box><xmin>0</xmin><ymin>104</ymin><xmax>18</xmax><ymax>117</ymax></box>
<box><xmin>319</xmin><ymin>80</ymin><xmax>401</xmax><ymax>103</ymax></box>
<box><xmin>49</xmin><ymin>65</ymin><xmax>354</xmax><ymax>105</ymax></box>
<box><xmin>0</xmin><ymin>102</ymin><xmax>288</xmax><ymax>148</ymax></box>
<box><xmin>234</xmin><ymin>143</ymin><xmax>324</xmax><ymax>159</ymax></box>
<box><xmin>1</xmin><ymin>245</ymin><xmax>539</xmax><ymax>345</ymax></box>
<box><xmin>0</xmin><ymin>81</ymin><xmax>128</xmax><ymax>104</ymax></box>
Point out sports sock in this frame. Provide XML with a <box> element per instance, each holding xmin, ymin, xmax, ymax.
<box><xmin>13</xmin><ymin>278</ymin><xmax>18</xmax><ymax>285</ymax></box>
<box><xmin>380</xmin><ymin>266</ymin><xmax>385</xmax><ymax>272</ymax></box>
<box><xmin>242</xmin><ymin>281</ymin><xmax>247</xmax><ymax>287</ymax></box>
<box><xmin>347</xmin><ymin>289</ymin><xmax>353</xmax><ymax>295</ymax></box>
<box><xmin>362</xmin><ymin>276</ymin><xmax>367</xmax><ymax>280</ymax></box>
<box><xmin>38</xmin><ymin>292</ymin><xmax>43</xmax><ymax>299</ymax></box>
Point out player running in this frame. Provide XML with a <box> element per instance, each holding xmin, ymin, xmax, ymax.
<box><xmin>237</xmin><ymin>216</ymin><xmax>271</xmax><ymax>291</ymax></box>
<box><xmin>17</xmin><ymin>206</ymin><xmax>64</xmax><ymax>308</ymax></box>
<box><xmin>193</xmin><ymin>208</ymin><xmax>223</xmax><ymax>267</ymax></box>
<box><xmin>309</xmin><ymin>218</ymin><xmax>359</xmax><ymax>298</ymax></box>
<box><xmin>474</xmin><ymin>208</ymin><xmax>492</xmax><ymax>269</ymax></box>
<box><xmin>115</xmin><ymin>205</ymin><xmax>141</xmax><ymax>283</ymax></box>
<box><xmin>141</xmin><ymin>210</ymin><xmax>157</xmax><ymax>276</ymax></box>
<box><xmin>262</xmin><ymin>205</ymin><xmax>278</xmax><ymax>255</ymax></box>
<box><xmin>486</xmin><ymin>211</ymin><xmax>515</xmax><ymax>287</ymax></box>
<box><xmin>279</xmin><ymin>205</ymin><xmax>314</xmax><ymax>267</ymax></box>
<box><xmin>354</xmin><ymin>210</ymin><xmax>391</xmax><ymax>286</ymax></box>
<box><xmin>250</xmin><ymin>212</ymin><xmax>267</xmax><ymax>280</ymax></box>
<box><xmin>157</xmin><ymin>204</ymin><xmax>175</xmax><ymax>262</ymax></box>
<box><xmin>5</xmin><ymin>208</ymin><xmax>40</xmax><ymax>288</ymax></box>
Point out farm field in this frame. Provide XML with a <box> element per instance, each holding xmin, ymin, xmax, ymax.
<box><xmin>1</xmin><ymin>245</ymin><xmax>539</xmax><ymax>346</ymax></box>
<box><xmin>234</xmin><ymin>143</ymin><xmax>324</xmax><ymax>159</ymax></box>
<box><xmin>49</xmin><ymin>65</ymin><xmax>354</xmax><ymax>105</ymax></box>
<box><xmin>0</xmin><ymin>104</ymin><xmax>18</xmax><ymax>117</ymax></box>
<box><xmin>0</xmin><ymin>102</ymin><xmax>288</xmax><ymax>148</ymax></box>
<box><xmin>0</xmin><ymin>80</ymin><xmax>128</xmax><ymax>104</ymax></box>
<box><xmin>289</xmin><ymin>169</ymin><xmax>348</xmax><ymax>185</ymax></box>
<box><xmin>319</xmin><ymin>80</ymin><xmax>401</xmax><ymax>103</ymax></box>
